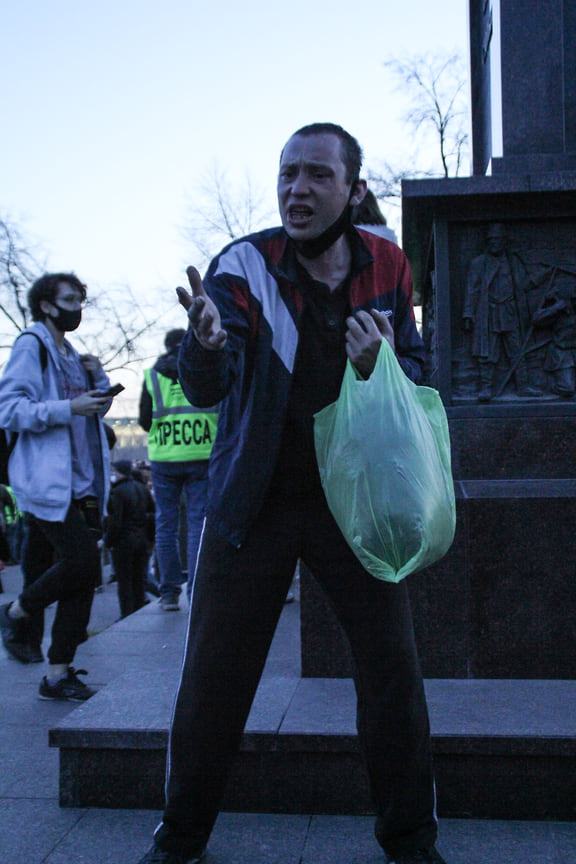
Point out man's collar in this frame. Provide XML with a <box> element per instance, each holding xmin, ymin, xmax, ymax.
<box><xmin>277</xmin><ymin>227</ymin><xmax>374</xmax><ymax>284</ymax></box>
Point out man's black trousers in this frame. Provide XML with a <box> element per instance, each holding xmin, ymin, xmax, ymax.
<box><xmin>158</xmin><ymin>489</ymin><xmax>437</xmax><ymax>860</ymax></box>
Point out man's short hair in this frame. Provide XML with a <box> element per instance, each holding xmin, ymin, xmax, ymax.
<box><xmin>287</xmin><ymin>122</ymin><xmax>363</xmax><ymax>186</ymax></box>
<box><xmin>113</xmin><ymin>459</ymin><xmax>133</xmax><ymax>478</ymax></box>
<box><xmin>164</xmin><ymin>328</ymin><xmax>186</xmax><ymax>351</ymax></box>
<box><xmin>27</xmin><ymin>272</ymin><xmax>87</xmax><ymax>323</ymax></box>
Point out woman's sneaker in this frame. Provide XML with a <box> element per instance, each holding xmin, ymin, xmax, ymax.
<box><xmin>38</xmin><ymin>668</ymin><xmax>96</xmax><ymax>702</ymax></box>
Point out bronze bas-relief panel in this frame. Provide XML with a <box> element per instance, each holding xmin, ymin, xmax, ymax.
<box><xmin>445</xmin><ymin>219</ymin><xmax>576</xmax><ymax>403</ymax></box>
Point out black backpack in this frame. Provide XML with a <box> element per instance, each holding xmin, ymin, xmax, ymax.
<box><xmin>0</xmin><ymin>333</ymin><xmax>48</xmax><ymax>486</ymax></box>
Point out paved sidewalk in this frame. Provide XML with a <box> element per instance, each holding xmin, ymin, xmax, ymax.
<box><xmin>1</xmin><ymin>564</ymin><xmax>575</xmax><ymax>863</ymax></box>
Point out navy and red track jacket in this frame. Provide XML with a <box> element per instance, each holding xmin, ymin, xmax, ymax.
<box><xmin>178</xmin><ymin>226</ymin><xmax>426</xmax><ymax>547</ymax></box>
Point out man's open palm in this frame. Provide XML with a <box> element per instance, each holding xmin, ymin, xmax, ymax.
<box><xmin>176</xmin><ymin>266</ymin><xmax>228</xmax><ymax>351</ymax></box>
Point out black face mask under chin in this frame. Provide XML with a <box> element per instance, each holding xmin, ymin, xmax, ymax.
<box><xmin>293</xmin><ymin>202</ymin><xmax>353</xmax><ymax>260</ymax></box>
<box><xmin>49</xmin><ymin>306</ymin><xmax>82</xmax><ymax>332</ymax></box>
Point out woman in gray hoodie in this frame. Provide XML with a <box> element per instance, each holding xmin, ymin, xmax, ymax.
<box><xmin>0</xmin><ymin>272</ymin><xmax>111</xmax><ymax>701</ymax></box>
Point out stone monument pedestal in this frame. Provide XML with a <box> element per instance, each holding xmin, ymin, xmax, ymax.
<box><xmin>302</xmin><ymin>173</ymin><xmax>576</xmax><ymax>682</ymax></box>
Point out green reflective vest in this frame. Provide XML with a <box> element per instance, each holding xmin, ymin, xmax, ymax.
<box><xmin>144</xmin><ymin>368</ymin><xmax>217</xmax><ymax>462</ymax></box>
<box><xmin>2</xmin><ymin>486</ymin><xmax>20</xmax><ymax>524</ymax></box>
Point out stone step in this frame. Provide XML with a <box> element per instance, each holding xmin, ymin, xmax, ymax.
<box><xmin>50</xmin><ymin>673</ymin><xmax>576</xmax><ymax>820</ymax></box>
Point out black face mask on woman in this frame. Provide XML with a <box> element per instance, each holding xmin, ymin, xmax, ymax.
<box><xmin>49</xmin><ymin>305</ymin><xmax>83</xmax><ymax>332</ymax></box>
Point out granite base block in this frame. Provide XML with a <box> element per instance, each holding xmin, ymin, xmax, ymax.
<box><xmin>59</xmin><ymin>747</ymin><xmax>167</xmax><ymax>809</ymax></box>
<box><xmin>435</xmin><ymin>752</ymin><xmax>576</xmax><ymax>821</ymax></box>
<box><xmin>223</xmin><ymin>750</ymin><xmax>372</xmax><ymax>815</ymax></box>
<box><xmin>301</xmin><ymin>482</ymin><xmax>576</xmax><ymax>680</ymax></box>
<box><xmin>52</xmin><ymin>675</ymin><xmax>576</xmax><ymax>819</ymax></box>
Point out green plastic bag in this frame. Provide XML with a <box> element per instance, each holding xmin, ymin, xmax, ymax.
<box><xmin>314</xmin><ymin>340</ymin><xmax>456</xmax><ymax>583</ymax></box>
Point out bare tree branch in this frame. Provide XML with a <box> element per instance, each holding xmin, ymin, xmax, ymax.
<box><xmin>0</xmin><ymin>214</ymin><xmax>44</xmax><ymax>340</ymax></box>
<box><xmin>364</xmin><ymin>51</ymin><xmax>470</xmax><ymax>237</ymax></box>
<box><xmin>381</xmin><ymin>52</ymin><xmax>470</xmax><ymax>179</ymax></box>
<box><xmin>0</xmin><ymin>214</ymin><xmax>169</xmax><ymax>374</ymax></box>
<box><xmin>76</xmin><ymin>284</ymin><xmax>174</xmax><ymax>373</ymax></box>
<box><xmin>182</xmin><ymin>165</ymin><xmax>276</xmax><ymax>267</ymax></box>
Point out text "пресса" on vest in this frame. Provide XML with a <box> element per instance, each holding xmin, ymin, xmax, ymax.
<box><xmin>154</xmin><ymin>418</ymin><xmax>214</xmax><ymax>448</ymax></box>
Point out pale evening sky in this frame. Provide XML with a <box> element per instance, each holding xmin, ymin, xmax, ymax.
<box><xmin>1</xmin><ymin>0</ymin><xmax>473</xmax><ymax>413</ymax></box>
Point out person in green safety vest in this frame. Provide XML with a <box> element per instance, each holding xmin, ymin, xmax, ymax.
<box><xmin>0</xmin><ymin>484</ymin><xmax>23</xmax><ymax>565</ymax></box>
<box><xmin>139</xmin><ymin>329</ymin><xmax>217</xmax><ymax>610</ymax></box>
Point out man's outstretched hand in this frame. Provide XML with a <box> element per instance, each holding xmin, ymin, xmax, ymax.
<box><xmin>176</xmin><ymin>266</ymin><xmax>228</xmax><ymax>351</ymax></box>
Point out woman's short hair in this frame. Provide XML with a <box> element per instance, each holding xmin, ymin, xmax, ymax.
<box><xmin>27</xmin><ymin>272</ymin><xmax>87</xmax><ymax>322</ymax></box>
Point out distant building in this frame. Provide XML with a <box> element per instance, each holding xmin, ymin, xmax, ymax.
<box><xmin>106</xmin><ymin>418</ymin><xmax>148</xmax><ymax>462</ymax></box>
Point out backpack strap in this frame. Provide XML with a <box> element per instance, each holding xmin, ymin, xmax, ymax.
<box><xmin>16</xmin><ymin>331</ymin><xmax>48</xmax><ymax>371</ymax></box>
<box><xmin>1</xmin><ymin>333</ymin><xmax>49</xmax><ymax>483</ymax></box>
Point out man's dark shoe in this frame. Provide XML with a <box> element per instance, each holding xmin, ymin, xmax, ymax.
<box><xmin>387</xmin><ymin>848</ymin><xmax>448</xmax><ymax>864</ymax></box>
<box><xmin>161</xmin><ymin>594</ymin><xmax>180</xmax><ymax>611</ymax></box>
<box><xmin>137</xmin><ymin>844</ymin><xmax>206</xmax><ymax>863</ymax></box>
<box><xmin>38</xmin><ymin>668</ymin><xmax>96</xmax><ymax>702</ymax></box>
<box><xmin>0</xmin><ymin>603</ymin><xmax>32</xmax><ymax>663</ymax></box>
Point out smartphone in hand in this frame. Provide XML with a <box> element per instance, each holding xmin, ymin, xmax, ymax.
<box><xmin>96</xmin><ymin>383</ymin><xmax>125</xmax><ymax>398</ymax></box>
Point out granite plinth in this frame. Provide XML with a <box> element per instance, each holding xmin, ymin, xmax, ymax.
<box><xmin>301</xmin><ymin>478</ymin><xmax>576</xmax><ymax>680</ymax></box>
<box><xmin>415</xmin><ymin>477</ymin><xmax>576</xmax><ymax>679</ymax></box>
<box><xmin>51</xmin><ymin>674</ymin><xmax>576</xmax><ymax>819</ymax></box>
<box><xmin>461</xmin><ymin>481</ymin><xmax>576</xmax><ymax>678</ymax></box>
<box><xmin>448</xmin><ymin>411</ymin><xmax>576</xmax><ymax>479</ymax></box>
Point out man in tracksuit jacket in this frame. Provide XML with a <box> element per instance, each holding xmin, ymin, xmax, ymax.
<box><xmin>138</xmin><ymin>124</ymin><xmax>448</xmax><ymax>864</ymax></box>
